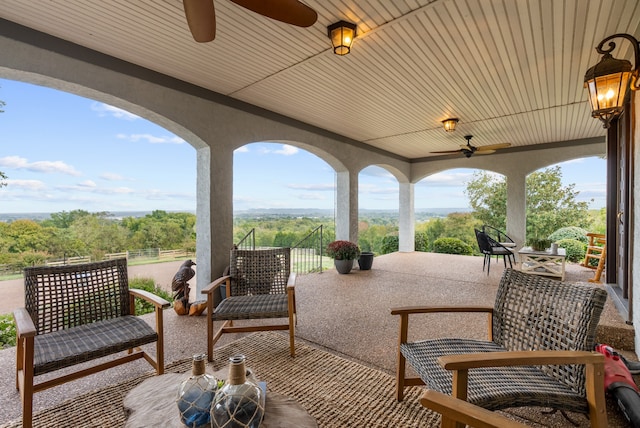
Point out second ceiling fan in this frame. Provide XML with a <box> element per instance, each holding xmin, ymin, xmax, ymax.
<box><xmin>431</xmin><ymin>135</ymin><xmax>511</xmax><ymax>158</ymax></box>
<box><xmin>183</xmin><ymin>0</ymin><xmax>318</xmax><ymax>42</ymax></box>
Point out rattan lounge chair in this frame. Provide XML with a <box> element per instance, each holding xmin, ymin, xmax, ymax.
<box><xmin>391</xmin><ymin>268</ymin><xmax>608</xmax><ymax>427</ymax></box>
<box><xmin>202</xmin><ymin>247</ymin><xmax>296</xmax><ymax>361</ymax></box>
<box><xmin>14</xmin><ymin>258</ymin><xmax>170</xmax><ymax>428</ymax></box>
<box><xmin>420</xmin><ymin>389</ymin><xmax>529</xmax><ymax>427</ymax></box>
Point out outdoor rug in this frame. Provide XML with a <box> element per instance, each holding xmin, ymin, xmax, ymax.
<box><xmin>1</xmin><ymin>332</ymin><xmax>440</xmax><ymax>427</ymax></box>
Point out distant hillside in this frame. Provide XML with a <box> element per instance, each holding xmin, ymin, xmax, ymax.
<box><xmin>0</xmin><ymin>207</ymin><xmax>470</xmax><ymax>223</ymax></box>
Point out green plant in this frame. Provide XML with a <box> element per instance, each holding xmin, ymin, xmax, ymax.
<box><xmin>557</xmin><ymin>239</ymin><xmax>587</xmax><ymax>263</ymax></box>
<box><xmin>0</xmin><ymin>314</ymin><xmax>16</xmax><ymax>349</ymax></box>
<box><xmin>129</xmin><ymin>277</ymin><xmax>173</xmax><ymax>315</ymax></box>
<box><xmin>548</xmin><ymin>226</ymin><xmax>589</xmax><ymax>244</ymax></box>
<box><xmin>432</xmin><ymin>237</ymin><xmax>473</xmax><ymax>255</ymax></box>
<box><xmin>528</xmin><ymin>237</ymin><xmax>552</xmax><ymax>251</ymax></box>
<box><xmin>326</xmin><ymin>240</ymin><xmax>361</xmax><ymax>260</ymax></box>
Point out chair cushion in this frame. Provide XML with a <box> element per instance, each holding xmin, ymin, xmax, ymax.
<box><xmin>401</xmin><ymin>338</ymin><xmax>588</xmax><ymax>414</ymax></box>
<box><xmin>212</xmin><ymin>294</ymin><xmax>289</xmax><ymax>321</ymax></box>
<box><xmin>34</xmin><ymin>316</ymin><xmax>158</xmax><ymax>375</ymax></box>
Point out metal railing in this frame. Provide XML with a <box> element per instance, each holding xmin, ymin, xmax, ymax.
<box><xmin>291</xmin><ymin>225</ymin><xmax>324</xmax><ymax>275</ymax></box>
<box><xmin>236</xmin><ymin>228</ymin><xmax>256</xmax><ymax>250</ymax></box>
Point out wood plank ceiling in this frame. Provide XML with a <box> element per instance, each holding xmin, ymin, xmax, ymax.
<box><xmin>1</xmin><ymin>0</ymin><xmax>639</xmax><ymax>160</ymax></box>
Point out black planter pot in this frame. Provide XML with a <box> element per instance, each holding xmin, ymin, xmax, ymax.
<box><xmin>358</xmin><ymin>252</ymin><xmax>374</xmax><ymax>270</ymax></box>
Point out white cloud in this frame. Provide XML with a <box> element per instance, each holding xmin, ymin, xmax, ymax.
<box><xmin>116</xmin><ymin>133</ymin><xmax>185</xmax><ymax>144</ymax></box>
<box><xmin>0</xmin><ymin>156</ymin><xmax>81</xmax><ymax>176</ymax></box>
<box><xmin>77</xmin><ymin>180</ymin><xmax>97</xmax><ymax>188</ymax></box>
<box><xmin>4</xmin><ymin>179</ymin><xmax>47</xmax><ymax>190</ymax></box>
<box><xmin>91</xmin><ymin>102</ymin><xmax>140</xmax><ymax>120</ymax></box>
<box><xmin>234</xmin><ymin>146</ymin><xmax>249</xmax><ymax>153</ymax></box>
<box><xmin>287</xmin><ymin>183</ymin><xmax>335</xmax><ymax>191</ymax></box>
<box><xmin>100</xmin><ymin>172</ymin><xmax>126</xmax><ymax>181</ymax></box>
<box><xmin>259</xmin><ymin>144</ymin><xmax>299</xmax><ymax>156</ymax></box>
<box><xmin>297</xmin><ymin>193</ymin><xmax>326</xmax><ymax>200</ymax></box>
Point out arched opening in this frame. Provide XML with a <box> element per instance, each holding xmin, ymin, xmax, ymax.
<box><xmin>358</xmin><ymin>165</ymin><xmax>399</xmax><ymax>254</ymax></box>
<box><xmin>232</xmin><ymin>142</ymin><xmax>336</xmax><ymax>248</ymax></box>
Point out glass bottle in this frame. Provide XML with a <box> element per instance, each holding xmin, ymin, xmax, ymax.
<box><xmin>211</xmin><ymin>354</ymin><xmax>265</xmax><ymax>428</ymax></box>
<box><xmin>176</xmin><ymin>353</ymin><xmax>219</xmax><ymax>428</ymax></box>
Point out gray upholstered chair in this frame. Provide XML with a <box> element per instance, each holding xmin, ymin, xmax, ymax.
<box><xmin>14</xmin><ymin>258</ymin><xmax>169</xmax><ymax>428</ymax></box>
<box><xmin>202</xmin><ymin>247</ymin><xmax>296</xmax><ymax>361</ymax></box>
<box><xmin>392</xmin><ymin>268</ymin><xmax>608</xmax><ymax>427</ymax></box>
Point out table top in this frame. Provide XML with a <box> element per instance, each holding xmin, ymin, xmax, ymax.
<box><xmin>124</xmin><ymin>372</ymin><xmax>317</xmax><ymax>428</ymax></box>
<box><xmin>518</xmin><ymin>247</ymin><xmax>566</xmax><ymax>257</ymax></box>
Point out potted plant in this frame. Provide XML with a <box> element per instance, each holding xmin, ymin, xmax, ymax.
<box><xmin>326</xmin><ymin>240</ymin><xmax>361</xmax><ymax>274</ymax></box>
<box><xmin>528</xmin><ymin>237</ymin><xmax>552</xmax><ymax>252</ymax></box>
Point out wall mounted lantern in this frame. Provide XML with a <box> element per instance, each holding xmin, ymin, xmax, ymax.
<box><xmin>328</xmin><ymin>21</ymin><xmax>357</xmax><ymax>56</ymax></box>
<box><xmin>442</xmin><ymin>118</ymin><xmax>459</xmax><ymax>132</ymax></box>
<box><xmin>584</xmin><ymin>33</ymin><xmax>640</xmax><ymax>128</ymax></box>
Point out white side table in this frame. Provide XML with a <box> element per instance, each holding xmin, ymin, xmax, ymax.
<box><xmin>518</xmin><ymin>247</ymin><xmax>567</xmax><ymax>280</ymax></box>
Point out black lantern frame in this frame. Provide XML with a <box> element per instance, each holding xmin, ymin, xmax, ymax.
<box><xmin>584</xmin><ymin>33</ymin><xmax>640</xmax><ymax>128</ymax></box>
<box><xmin>327</xmin><ymin>21</ymin><xmax>357</xmax><ymax>56</ymax></box>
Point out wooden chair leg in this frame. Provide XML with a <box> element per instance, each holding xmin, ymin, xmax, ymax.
<box><xmin>155</xmin><ymin>306</ymin><xmax>165</xmax><ymax>374</ymax></box>
<box><xmin>21</xmin><ymin>336</ymin><xmax>35</xmax><ymax>428</ymax></box>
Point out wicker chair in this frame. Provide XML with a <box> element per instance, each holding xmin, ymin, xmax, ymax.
<box><xmin>474</xmin><ymin>228</ymin><xmax>515</xmax><ymax>275</ymax></box>
<box><xmin>13</xmin><ymin>258</ymin><xmax>170</xmax><ymax>428</ymax></box>
<box><xmin>420</xmin><ymin>389</ymin><xmax>529</xmax><ymax>428</ymax></box>
<box><xmin>391</xmin><ymin>268</ymin><xmax>608</xmax><ymax>427</ymax></box>
<box><xmin>202</xmin><ymin>247</ymin><xmax>296</xmax><ymax>361</ymax></box>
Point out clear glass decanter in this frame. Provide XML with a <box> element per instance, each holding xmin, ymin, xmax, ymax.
<box><xmin>211</xmin><ymin>354</ymin><xmax>265</xmax><ymax>428</ymax></box>
<box><xmin>176</xmin><ymin>353</ymin><xmax>219</xmax><ymax>428</ymax></box>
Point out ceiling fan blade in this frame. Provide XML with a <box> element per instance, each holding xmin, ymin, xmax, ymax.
<box><xmin>230</xmin><ymin>0</ymin><xmax>318</xmax><ymax>27</ymax></box>
<box><xmin>475</xmin><ymin>149</ymin><xmax>496</xmax><ymax>155</ymax></box>
<box><xmin>477</xmin><ymin>143</ymin><xmax>511</xmax><ymax>151</ymax></box>
<box><xmin>430</xmin><ymin>149</ymin><xmax>464</xmax><ymax>154</ymax></box>
<box><xmin>183</xmin><ymin>0</ymin><xmax>216</xmax><ymax>42</ymax></box>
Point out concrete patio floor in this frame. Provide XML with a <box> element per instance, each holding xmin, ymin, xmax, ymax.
<box><xmin>0</xmin><ymin>252</ymin><xmax>636</xmax><ymax>426</ymax></box>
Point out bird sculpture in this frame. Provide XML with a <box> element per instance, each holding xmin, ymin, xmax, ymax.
<box><xmin>171</xmin><ymin>259</ymin><xmax>198</xmax><ymax>315</ymax></box>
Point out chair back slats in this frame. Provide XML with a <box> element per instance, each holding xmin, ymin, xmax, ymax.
<box><xmin>492</xmin><ymin>269</ymin><xmax>607</xmax><ymax>395</ymax></box>
<box><xmin>23</xmin><ymin>258</ymin><xmax>130</xmax><ymax>334</ymax></box>
<box><xmin>230</xmin><ymin>248</ymin><xmax>291</xmax><ymax>296</ymax></box>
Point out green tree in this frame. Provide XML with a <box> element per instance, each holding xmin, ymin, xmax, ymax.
<box><xmin>41</xmin><ymin>210</ymin><xmax>92</xmax><ymax>229</ymax></box>
<box><xmin>465</xmin><ymin>166</ymin><xmax>591</xmax><ymax>241</ymax></box>
<box><xmin>0</xmin><ymin>171</ymin><xmax>6</xmax><ymax>188</ymax></box>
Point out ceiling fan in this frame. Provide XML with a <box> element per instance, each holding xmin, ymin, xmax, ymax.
<box><xmin>431</xmin><ymin>135</ymin><xmax>511</xmax><ymax>158</ymax></box>
<box><xmin>183</xmin><ymin>0</ymin><xmax>318</xmax><ymax>42</ymax></box>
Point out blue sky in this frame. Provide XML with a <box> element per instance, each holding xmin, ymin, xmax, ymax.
<box><xmin>0</xmin><ymin>79</ymin><xmax>606</xmax><ymax>214</ymax></box>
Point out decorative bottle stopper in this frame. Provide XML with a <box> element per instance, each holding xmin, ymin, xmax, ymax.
<box><xmin>211</xmin><ymin>354</ymin><xmax>265</xmax><ymax>428</ymax></box>
<box><xmin>177</xmin><ymin>353</ymin><xmax>219</xmax><ymax>428</ymax></box>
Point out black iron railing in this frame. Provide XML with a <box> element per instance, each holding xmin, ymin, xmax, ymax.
<box><xmin>291</xmin><ymin>225</ymin><xmax>324</xmax><ymax>275</ymax></box>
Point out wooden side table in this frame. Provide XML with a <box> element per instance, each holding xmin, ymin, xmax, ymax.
<box><xmin>518</xmin><ymin>247</ymin><xmax>567</xmax><ymax>280</ymax></box>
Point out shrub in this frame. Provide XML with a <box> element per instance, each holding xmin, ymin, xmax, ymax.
<box><xmin>433</xmin><ymin>237</ymin><xmax>473</xmax><ymax>255</ymax></box>
<box><xmin>0</xmin><ymin>314</ymin><xmax>16</xmax><ymax>349</ymax></box>
<box><xmin>326</xmin><ymin>240</ymin><xmax>361</xmax><ymax>260</ymax></box>
<box><xmin>129</xmin><ymin>277</ymin><xmax>173</xmax><ymax>315</ymax></box>
<box><xmin>557</xmin><ymin>238</ymin><xmax>586</xmax><ymax>263</ymax></box>
<box><xmin>548</xmin><ymin>226</ymin><xmax>589</xmax><ymax>244</ymax></box>
<box><xmin>415</xmin><ymin>231</ymin><xmax>428</xmax><ymax>252</ymax></box>
<box><xmin>381</xmin><ymin>235</ymin><xmax>399</xmax><ymax>254</ymax></box>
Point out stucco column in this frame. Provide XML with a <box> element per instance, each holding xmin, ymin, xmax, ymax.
<box><xmin>195</xmin><ymin>144</ymin><xmax>234</xmax><ymax>302</ymax></box>
<box><xmin>399</xmin><ymin>182</ymin><xmax>415</xmax><ymax>252</ymax></box>
<box><xmin>335</xmin><ymin>170</ymin><xmax>358</xmax><ymax>243</ymax></box>
<box><xmin>506</xmin><ymin>172</ymin><xmax>526</xmax><ymax>249</ymax></box>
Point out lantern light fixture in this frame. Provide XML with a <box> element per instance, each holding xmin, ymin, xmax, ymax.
<box><xmin>442</xmin><ymin>118</ymin><xmax>459</xmax><ymax>132</ymax></box>
<box><xmin>584</xmin><ymin>33</ymin><xmax>640</xmax><ymax>128</ymax></box>
<box><xmin>327</xmin><ymin>21</ymin><xmax>357</xmax><ymax>56</ymax></box>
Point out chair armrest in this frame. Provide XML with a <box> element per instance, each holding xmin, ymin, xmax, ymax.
<box><xmin>439</xmin><ymin>350</ymin><xmax>604</xmax><ymax>370</ymax></box>
<box><xmin>287</xmin><ymin>272</ymin><xmax>296</xmax><ymax>289</ymax></box>
<box><xmin>201</xmin><ymin>275</ymin><xmax>229</xmax><ymax>295</ymax></box>
<box><xmin>129</xmin><ymin>289</ymin><xmax>171</xmax><ymax>309</ymax></box>
<box><xmin>13</xmin><ymin>308</ymin><xmax>36</xmax><ymax>338</ymax></box>
<box><xmin>420</xmin><ymin>389</ymin><xmax>529</xmax><ymax>428</ymax></box>
<box><xmin>391</xmin><ymin>306</ymin><xmax>493</xmax><ymax>316</ymax></box>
